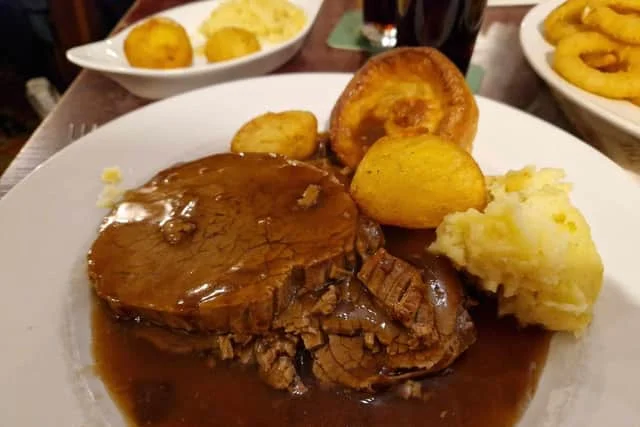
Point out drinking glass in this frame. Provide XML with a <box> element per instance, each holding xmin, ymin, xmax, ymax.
<box><xmin>361</xmin><ymin>0</ymin><xmax>488</xmax><ymax>74</ymax></box>
<box><xmin>396</xmin><ymin>0</ymin><xmax>487</xmax><ymax>74</ymax></box>
<box><xmin>361</xmin><ymin>0</ymin><xmax>398</xmax><ymax>48</ymax></box>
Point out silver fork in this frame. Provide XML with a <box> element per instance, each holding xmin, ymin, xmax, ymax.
<box><xmin>68</xmin><ymin>122</ymin><xmax>98</xmax><ymax>142</ymax></box>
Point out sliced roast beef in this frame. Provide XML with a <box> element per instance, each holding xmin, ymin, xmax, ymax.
<box><xmin>89</xmin><ymin>151</ymin><xmax>476</xmax><ymax>396</ymax></box>
<box><xmin>272</xmin><ymin>289</ymin><xmax>325</xmax><ymax>350</ymax></box>
<box><xmin>311</xmin><ymin>250</ymin><xmax>476</xmax><ymax>391</ymax></box>
<box><xmin>312</xmin><ymin>334</ymin><xmax>452</xmax><ymax>392</ymax></box>
<box><xmin>132</xmin><ymin>325</ymin><xmax>219</xmax><ymax>355</ymax></box>
<box><xmin>255</xmin><ymin>335</ymin><xmax>303</xmax><ymax>392</ymax></box>
<box><xmin>312</xmin><ymin>335</ymin><xmax>380</xmax><ymax>391</ymax></box>
<box><xmin>358</xmin><ymin>248</ymin><xmax>438</xmax><ymax>339</ymax></box>
<box><xmin>321</xmin><ymin>278</ymin><xmax>403</xmax><ymax>345</ymax></box>
<box><xmin>356</xmin><ymin>216</ymin><xmax>385</xmax><ymax>261</ymax></box>
<box><xmin>88</xmin><ymin>153</ymin><xmax>359</xmax><ymax>335</ymax></box>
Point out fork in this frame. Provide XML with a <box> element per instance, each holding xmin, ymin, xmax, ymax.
<box><xmin>68</xmin><ymin>122</ymin><xmax>98</xmax><ymax>142</ymax></box>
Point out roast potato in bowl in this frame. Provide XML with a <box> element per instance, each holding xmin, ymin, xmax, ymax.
<box><xmin>204</xmin><ymin>27</ymin><xmax>262</xmax><ymax>63</ymax></box>
<box><xmin>124</xmin><ymin>17</ymin><xmax>194</xmax><ymax>69</ymax></box>
<box><xmin>330</xmin><ymin>47</ymin><xmax>479</xmax><ymax>169</ymax></box>
<box><xmin>65</xmin><ymin>0</ymin><xmax>324</xmax><ymax>99</ymax></box>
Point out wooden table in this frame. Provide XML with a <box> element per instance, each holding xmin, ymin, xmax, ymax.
<box><xmin>0</xmin><ymin>0</ymin><xmax>574</xmax><ymax>198</ymax></box>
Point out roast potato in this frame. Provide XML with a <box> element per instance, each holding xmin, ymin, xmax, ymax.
<box><xmin>205</xmin><ymin>27</ymin><xmax>261</xmax><ymax>63</ymax></box>
<box><xmin>124</xmin><ymin>17</ymin><xmax>193</xmax><ymax>69</ymax></box>
<box><xmin>230</xmin><ymin>111</ymin><xmax>319</xmax><ymax>159</ymax></box>
<box><xmin>330</xmin><ymin>47</ymin><xmax>479</xmax><ymax>168</ymax></box>
<box><xmin>350</xmin><ymin>135</ymin><xmax>486</xmax><ymax>229</ymax></box>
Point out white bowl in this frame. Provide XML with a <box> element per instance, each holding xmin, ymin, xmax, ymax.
<box><xmin>520</xmin><ymin>0</ymin><xmax>640</xmax><ymax>140</ymax></box>
<box><xmin>66</xmin><ymin>0</ymin><xmax>324</xmax><ymax>99</ymax></box>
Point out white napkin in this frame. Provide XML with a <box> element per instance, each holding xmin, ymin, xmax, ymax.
<box><xmin>488</xmin><ymin>0</ymin><xmax>544</xmax><ymax>6</ymax></box>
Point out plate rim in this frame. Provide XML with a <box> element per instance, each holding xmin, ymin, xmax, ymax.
<box><xmin>519</xmin><ymin>0</ymin><xmax>640</xmax><ymax>140</ymax></box>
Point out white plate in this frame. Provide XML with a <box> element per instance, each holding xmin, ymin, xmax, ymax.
<box><xmin>0</xmin><ymin>73</ymin><xmax>639</xmax><ymax>426</ymax></box>
<box><xmin>66</xmin><ymin>0</ymin><xmax>324</xmax><ymax>99</ymax></box>
<box><xmin>520</xmin><ymin>0</ymin><xmax>640</xmax><ymax>140</ymax></box>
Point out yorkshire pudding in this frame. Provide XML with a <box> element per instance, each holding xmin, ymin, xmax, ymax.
<box><xmin>329</xmin><ymin>47</ymin><xmax>479</xmax><ymax>168</ymax></box>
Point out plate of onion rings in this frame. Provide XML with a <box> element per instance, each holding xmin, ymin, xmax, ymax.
<box><xmin>521</xmin><ymin>0</ymin><xmax>640</xmax><ymax>140</ymax></box>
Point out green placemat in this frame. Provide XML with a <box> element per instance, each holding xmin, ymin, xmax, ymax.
<box><xmin>327</xmin><ymin>10</ymin><xmax>485</xmax><ymax>94</ymax></box>
<box><xmin>327</xmin><ymin>10</ymin><xmax>375</xmax><ymax>52</ymax></box>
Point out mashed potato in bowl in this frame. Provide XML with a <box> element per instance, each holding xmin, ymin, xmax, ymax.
<box><xmin>199</xmin><ymin>0</ymin><xmax>307</xmax><ymax>44</ymax></box>
<box><xmin>429</xmin><ymin>166</ymin><xmax>604</xmax><ymax>334</ymax></box>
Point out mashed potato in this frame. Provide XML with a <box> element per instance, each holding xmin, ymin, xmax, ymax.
<box><xmin>96</xmin><ymin>185</ymin><xmax>125</xmax><ymax>209</ymax></box>
<box><xmin>101</xmin><ymin>166</ymin><xmax>122</xmax><ymax>184</ymax></box>
<box><xmin>97</xmin><ymin>167</ymin><xmax>124</xmax><ymax>208</ymax></box>
<box><xmin>199</xmin><ymin>0</ymin><xmax>306</xmax><ymax>44</ymax></box>
<box><xmin>429</xmin><ymin>166</ymin><xmax>603</xmax><ymax>334</ymax></box>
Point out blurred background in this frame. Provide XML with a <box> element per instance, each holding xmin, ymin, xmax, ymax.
<box><xmin>0</xmin><ymin>0</ymin><xmax>133</xmax><ymax>173</ymax></box>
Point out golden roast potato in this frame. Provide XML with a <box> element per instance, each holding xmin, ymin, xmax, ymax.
<box><xmin>230</xmin><ymin>111</ymin><xmax>319</xmax><ymax>159</ymax></box>
<box><xmin>350</xmin><ymin>135</ymin><xmax>486</xmax><ymax>229</ymax></box>
<box><xmin>330</xmin><ymin>47</ymin><xmax>479</xmax><ymax>168</ymax></box>
<box><xmin>205</xmin><ymin>27</ymin><xmax>261</xmax><ymax>63</ymax></box>
<box><xmin>124</xmin><ymin>17</ymin><xmax>193</xmax><ymax>69</ymax></box>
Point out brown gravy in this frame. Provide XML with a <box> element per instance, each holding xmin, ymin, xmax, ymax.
<box><xmin>92</xmin><ymin>228</ymin><xmax>552</xmax><ymax>427</ymax></box>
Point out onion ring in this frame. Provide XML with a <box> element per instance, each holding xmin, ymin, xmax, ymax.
<box><xmin>543</xmin><ymin>0</ymin><xmax>589</xmax><ymax>45</ymax></box>
<box><xmin>553</xmin><ymin>32</ymin><xmax>640</xmax><ymax>98</ymax></box>
<box><xmin>582</xmin><ymin>0</ymin><xmax>640</xmax><ymax>45</ymax></box>
<box><xmin>581</xmin><ymin>51</ymin><xmax>619</xmax><ymax>69</ymax></box>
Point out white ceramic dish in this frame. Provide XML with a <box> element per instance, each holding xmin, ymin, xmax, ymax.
<box><xmin>66</xmin><ymin>0</ymin><xmax>324</xmax><ymax>99</ymax></box>
<box><xmin>0</xmin><ymin>73</ymin><xmax>639</xmax><ymax>426</ymax></box>
<box><xmin>520</xmin><ymin>0</ymin><xmax>640</xmax><ymax>140</ymax></box>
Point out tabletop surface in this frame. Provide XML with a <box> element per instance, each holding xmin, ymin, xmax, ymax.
<box><xmin>0</xmin><ymin>0</ymin><xmax>575</xmax><ymax>198</ymax></box>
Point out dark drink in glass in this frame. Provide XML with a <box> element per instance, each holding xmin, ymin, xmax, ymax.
<box><xmin>396</xmin><ymin>0</ymin><xmax>487</xmax><ymax>74</ymax></box>
<box><xmin>361</xmin><ymin>0</ymin><xmax>399</xmax><ymax>48</ymax></box>
<box><xmin>363</xmin><ymin>0</ymin><xmax>397</xmax><ymax>25</ymax></box>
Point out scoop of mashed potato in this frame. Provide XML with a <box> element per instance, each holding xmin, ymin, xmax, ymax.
<box><xmin>429</xmin><ymin>166</ymin><xmax>603</xmax><ymax>334</ymax></box>
<box><xmin>199</xmin><ymin>0</ymin><xmax>307</xmax><ymax>44</ymax></box>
